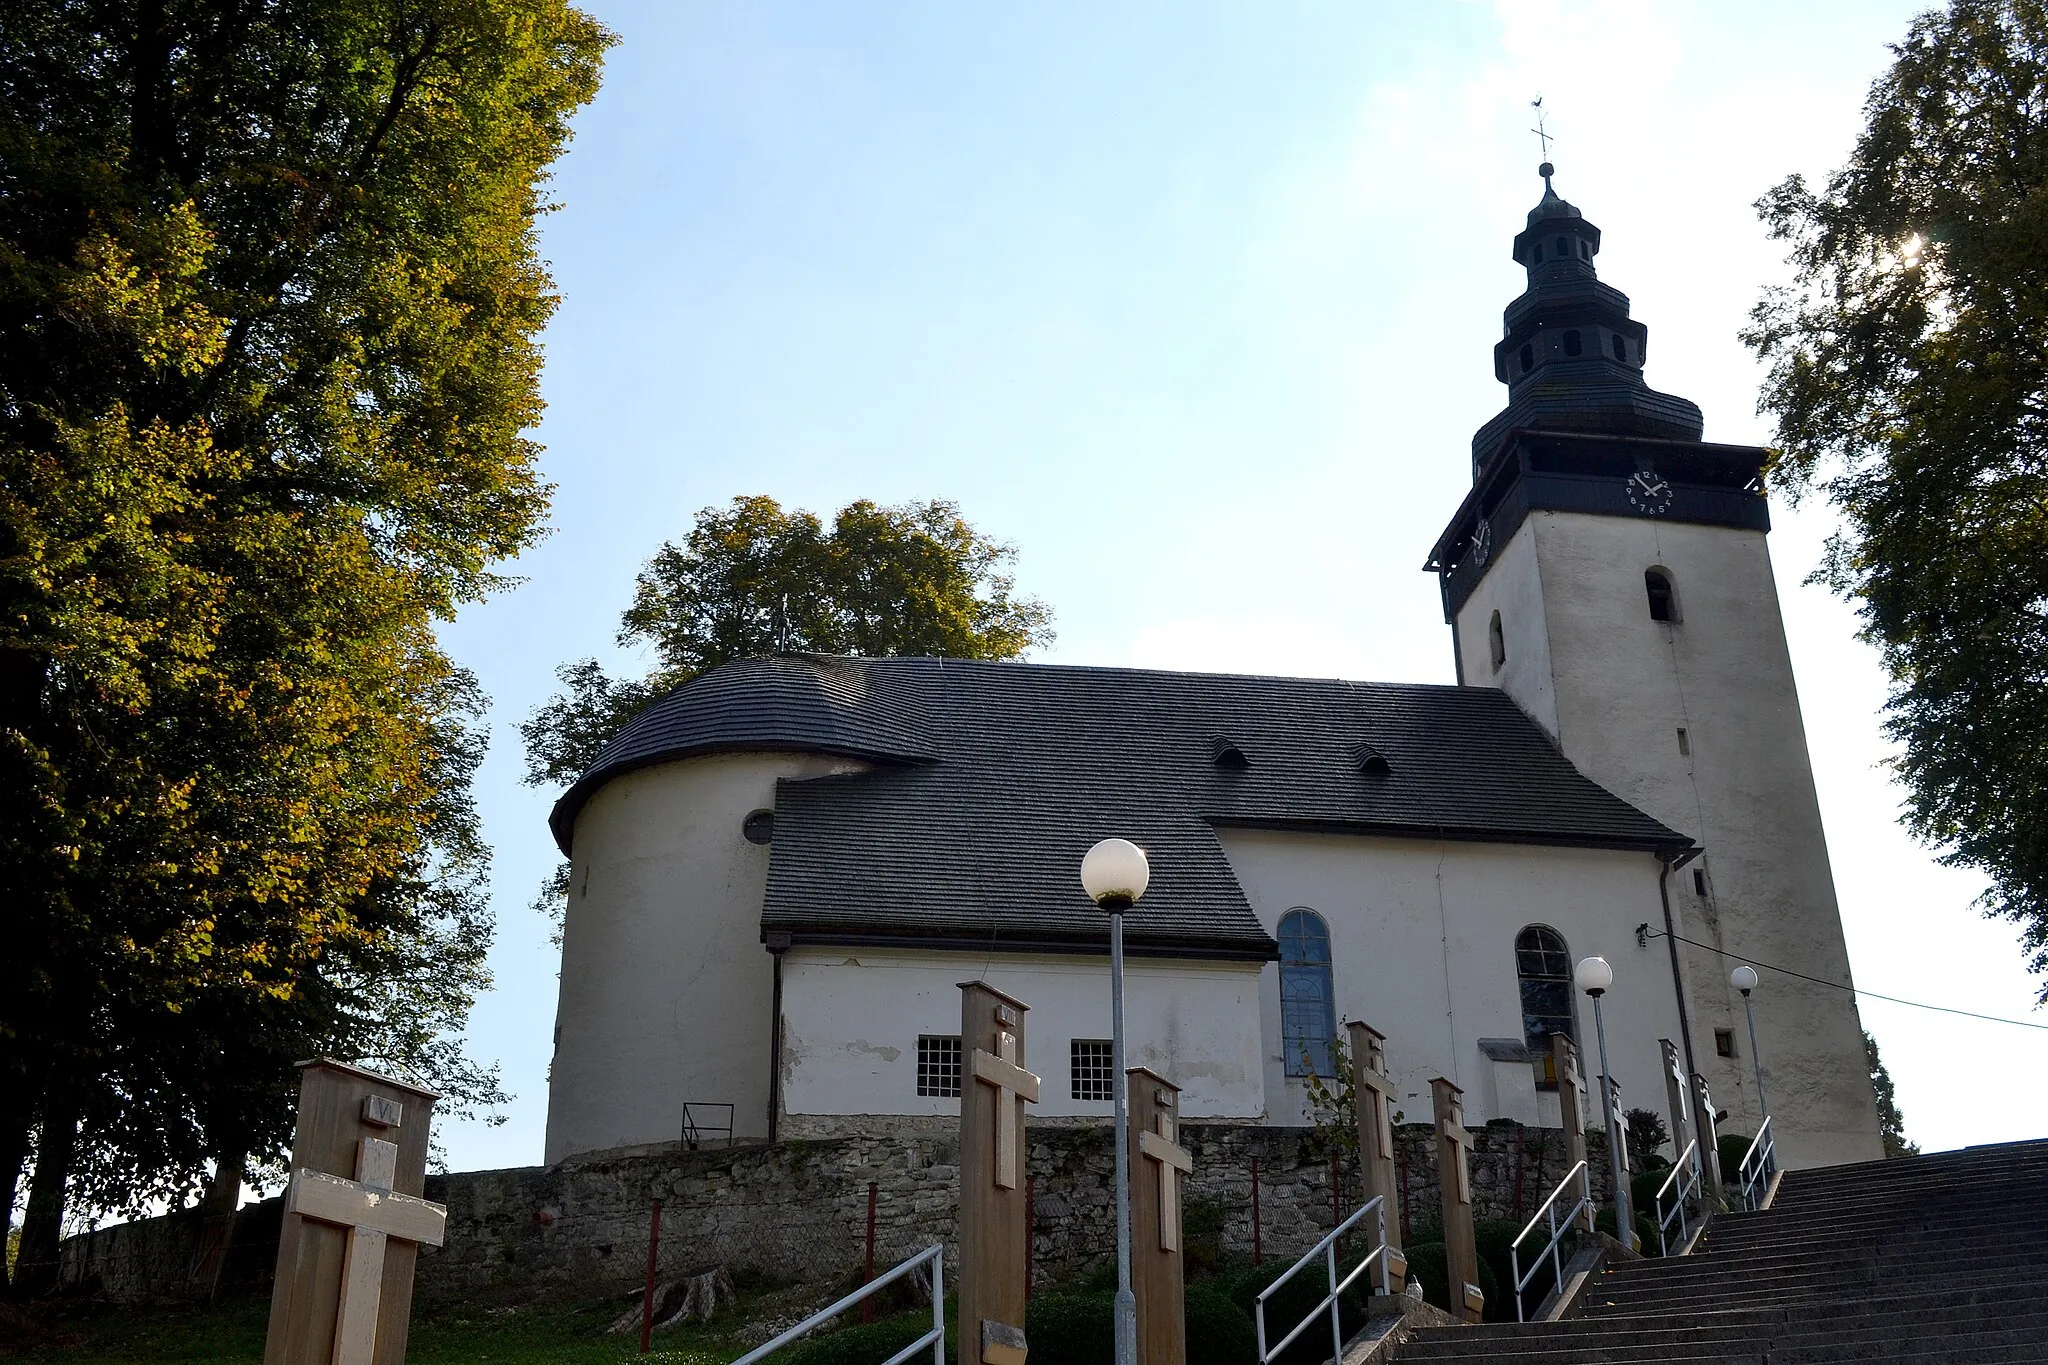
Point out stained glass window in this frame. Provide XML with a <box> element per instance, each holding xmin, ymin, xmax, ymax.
<box><xmin>1280</xmin><ymin>909</ymin><xmax>1337</xmax><ymax>1078</ymax></box>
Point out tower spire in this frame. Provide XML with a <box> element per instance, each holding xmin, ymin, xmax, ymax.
<box><xmin>1466</xmin><ymin>165</ymin><xmax>1704</xmax><ymax>479</ymax></box>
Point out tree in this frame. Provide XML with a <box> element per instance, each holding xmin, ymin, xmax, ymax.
<box><xmin>521</xmin><ymin>494</ymin><xmax>1053</xmax><ymax>918</ymax></box>
<box><xmin>0</xmin><ymin>0</ymin><xmax>608</xmax><ymax>1290</ymax></box>
<box><xmin>1865</xmin><ymin>1032</ymin><xmax>1920</xmax><ymax>1159</ymax></box>
<box><xmin>1743</xmin><ymin>0</ymin><xmax>2048</xmax><ymax>1002</ymax></box>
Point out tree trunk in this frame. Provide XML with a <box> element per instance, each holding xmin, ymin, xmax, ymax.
<box><xmin>188</xmin><ymin>1138</ymin><xmax>248</xmax><ymax>1303</ymax></box>
<box><xmin>13</xmin><ymin>1089</ymin><xmax>78</xmax><ymax>1297</ymax></box>
<box><xmin>0</xmin><ymin>1095</ymin><xmax>30</xmax><ymax>1295</ymax></box>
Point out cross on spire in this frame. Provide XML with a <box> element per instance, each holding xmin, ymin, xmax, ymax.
<box><xmin>1530</xmin><ymin>97</ymin><xmax>1555</xmax><ymax>165</ymax></box>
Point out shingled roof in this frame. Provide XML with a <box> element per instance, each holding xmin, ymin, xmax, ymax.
<box><xmin>550</xmin><ymin>654</ymin><xmax>1693</xmax><ymax>961</ymax></box>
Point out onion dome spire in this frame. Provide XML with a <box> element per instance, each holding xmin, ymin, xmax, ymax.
<box><xmin>1468</xmin><ymin>164</ymin><xmax>1704</xmax><ymax>479</ymax></box>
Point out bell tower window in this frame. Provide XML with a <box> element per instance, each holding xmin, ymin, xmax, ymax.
<box><xmin>1646</xmin><ymin>568</ymin><xmax>1679</xmax><ymax>622</ymax></box>
<box><xmin>1563</xmin><ymin>329</ymin><xmax>1582</xmax><ymax>357</ymax></box>
<box><xmin>1519</xmin><ymin>343</ymin><xmax>1534</xmax><ymax>374</ymax></box>
<box><xmin>1489</xmin><ymin>610</ymin><xmax>1506</xmax><ymax>671</ymax></box>
<box><xmin>1612</xmin><ymin>334</ymin><xmax>1628</xmax><ymax>361</ymax></box>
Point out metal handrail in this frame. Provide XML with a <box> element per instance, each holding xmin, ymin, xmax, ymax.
<box><xmin>1508</xmin><ymin>1160</ymin><xmax>1593</xmax><ymax>1322</ymax></box>
<box><xmin>1654</xmin><ymin>1139</ymin><xmax>1702</xmax><ymax>1257</ymax></box>
<box><xmin>1255</xmin><ymin>1194</ymin><xmax>1389</xmax><ymax>1365</ymax></box>
<box><xmin>731</xmin><ymin>1243</ymin><xmax>945</xmax><ymax>1365</ymax></box>
<box><xmin>1736</xmin><ymin>1117</ymin><xmax>1777</xmax><ymax>1211</ymax></box>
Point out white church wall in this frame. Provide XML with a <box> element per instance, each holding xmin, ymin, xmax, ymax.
<box><xmin>778</xmin><ymin>947</ymin><xmax>1266</xmax><ymax>1123</ymax></box>
<box><xmin>1452</xmin><ymin>517</ymin><xmax>1559</xmax><ymax>740</ymax></box>
<box><xmin>546</xmin><ymin>751</ymin><xmax>871</xmax><ymax>1164</ymax></box>
<box><xmin>1217</xmin><ymin>829</ymin><xmax>1686</xmax><ymax>1141</ymax></box>
<box><xmin>1458</xmin><ymin>510</ymin><xmax>1883</xmax><ymax>1169</ymax></box>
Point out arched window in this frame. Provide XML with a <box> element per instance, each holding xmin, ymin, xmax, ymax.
<box><xmin>1516</xmin><ymin>926</ymin><xmax>1576</xmax><ymax>1087</ymax></box>
<box><xmin>1611</xmin><ymin>334</ymin><xmax>1628</xmax><ymax>362</ymax></box>
<box><xmin>1519</xmin><ymin>343</ymin><xmax>1534</xmax><ymax>374</ymax></box>
<box><xmin>1532</xmin><ymin>242</ymin><xmax>1544</xmax><ymax>264</ymax></box>
<box><xmin>1563</xmin><ymin>329</ymin><xmax>1583</xmax><ymax>357</ymax></box>
<box><xmin>1580</xmin><ymin>239</ymin><xmax>1591</xmax><ymax>259</ymax></box>
<box><xmin>1279</xmin><ymin>909</ymin><xmax>1337</xmax><ymax>1077</ymax></box>
<box><xmin>1645</xmin><ymin>568</ymin><xmax>1679</xmax><ymax>622</ymax></box>
<box><xmin>1555</xmin><ymin>235</ymin><xmax>1569</xmax><ymax>257</ymax></box>
<box><xmin>1488</xmin><ymin>610</ymin><xmax>1506</xmax><ymax>671</ymax></box>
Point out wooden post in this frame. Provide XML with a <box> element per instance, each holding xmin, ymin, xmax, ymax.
<box><xmin>1128</xmin><ymin>1068</ymin><xmax>1191</xmax><ymax>1365</ymax></box>
<box><xmin>264</xmin><ymin>1060</ymin><xmax>445</xmax><ymax>1365</ymax></box>
<box><xmin>639</xmin><ymin>1199</ymin><xmax>663</xmax><ymax>1354</ymax></box>
<box><xmin>1553</xmin><ymin>1035</ymin><xmax>1593</xmax><ymax>1232</ymax></box>
<box><xmin>1347</xmin><ymin>1022</ymin><xmax>1402</xmax><ymax>1245</ymax></box>
<box><xmin>1431</xmin><ymin>1078</ymin><xmax>1483</xmax><ymax>1325</ymax></box>
<box><xmin>958</xmin><ymin>982</ymin><xmax>1038</xmax><ymax>1365</ymax></box>
<box><xmin>1659</xmin><ymin>1039</ymin><xmax>1694</xmax><ymax>1175</ymax></box>
<box><xmin>1690</xmin><ymin>1073</ymin><xmax>1725</xmax><ymax>1203</ymax></box>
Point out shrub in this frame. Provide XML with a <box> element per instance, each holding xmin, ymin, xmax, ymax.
<box><xmin>780</xmin><ymin>1305</ymin><xmax>952</xmax><ymax>1365</ymax></box>
<box><xmin>1184</xmin><ymin>1282</ymin><xmax>1259</xmax><ymax>1365</ymax></box>
<box><xmin>1472</xmin><ymin>1219</ymin><xmax>1523</xmax><ymax>1321</ymax></box>
<box><xmin>1184</xmin><ymin>1195</ymin><xmax>1229</xmax><ymax>1277</ymax></box>
<box><xmin>1720</xmin><ymin>1131</ymin><xmax>1760</xmax><ymax>1184</ymax></box>
<box><xmin>1220</xmin><ymin>1259</ymin><xmax>1368</xmax><ymax>1365</ymax></box>
<box><xmin>1023</xmin><ymin>1289</ymin><xmax>1114</xmax><ymax>1365</ymax></box>
<box><xmin>1594</xmin><ymin>1208</ymin><xmax>1663</xmax><ymax>1256</ymax></box>
<box><xmin>1398</xmin><ymin>1241</ymin><xmax>1498</xmax><ymax>1318</ymax></box>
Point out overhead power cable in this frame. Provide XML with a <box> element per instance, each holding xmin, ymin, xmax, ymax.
<box><xmin>1639</xmin><ymin>926</ymin><xmax>2048</xmax><ymax>1032</ymax></box>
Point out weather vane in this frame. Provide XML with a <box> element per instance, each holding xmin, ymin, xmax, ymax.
<box><xmin>1530</xmin><ymin>97</ymin><xmax>1554</xmax><ymax>165</ymax></box>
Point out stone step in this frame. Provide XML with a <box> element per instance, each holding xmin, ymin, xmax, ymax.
<box><xmin>1579</xmin><ymin>1268</ymin><xmax>2048</xmax><ymax>1317</ymax></box>
<box><xmin>1398</xmin><ymin>1306</ymin><xmax>2048</xmax><ymax>1357</ymax></box>
<box><xmin>1693</xmin><ymin>1209</ymin><xmax>2048</xmax><ymax>1252</ymax></box>
<box><xmin>1595</xmin><ymin>1239</ymin><xmax>2048</xmax><ymax>1286</ymax></box>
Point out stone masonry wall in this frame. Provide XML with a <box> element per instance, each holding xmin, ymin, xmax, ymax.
<box><xmin>60</xmin><ymin>1120</ymin><xmax>1619</xmax><ymax>1305</ymax></box>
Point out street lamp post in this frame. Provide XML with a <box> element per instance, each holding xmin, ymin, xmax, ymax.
<box><xmin>1575</xmin><ymin>955</ymin><xmax>1633</xmax><ymax>1250</ymax></box>
<box><xmin>1082</xmin><ymin>838</ymin><xmax>1150</xmax><ymax>1365</ymax></box>
<box><xmin>1730</xmin><ymin>965</ymin><xmax>1769</xmax><ymax>1119</ymax></box>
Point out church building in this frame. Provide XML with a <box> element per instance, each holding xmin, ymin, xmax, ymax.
<box><xmin>543</xmin><ymin>169</ymin><xmax>1884</xmax><ymax>1173</ymax></box>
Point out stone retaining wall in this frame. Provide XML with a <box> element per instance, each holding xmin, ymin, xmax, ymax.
<box><xmin>59</xmin><ymin>1120</ymin><xmax>1618</xmax><ymax>1305</ymax></box>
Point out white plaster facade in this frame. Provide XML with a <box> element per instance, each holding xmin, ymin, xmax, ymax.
<box><xmin>1452</xmin><ymin>511</ymin><xmax>1884</xmax><ymax>1168</ymax></box>
<box><xmin>778</xmin><ymin>949</ymin><xmax>1265</xmax><ymax>1123</ymax></box>
<box><xmin>545</xmin><ymin>751</ymin><xmax>869</xmax><ymax>1164</ymax></box>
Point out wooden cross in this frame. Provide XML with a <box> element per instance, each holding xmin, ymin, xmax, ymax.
<box><xmin>286</xmin><ymin>1137</ymin><xmax>447</xmax><ymax>1365</ymax></box>
<box><xmin>1357</xmin><ymin>1052</ymin><xmax>1396</xmax><ymax>1161</ymax></box>
<box><xmin>971</xmin><ymin>1028</ymin><xmax>1040</xmax><ymax>1190</ymax></box>
<box><xmin>1137</xmin><ymin>1109</ymin><xmax>1194</xmax><ymax>1252</ymax></box>
<box><xmin>1441</xmin><ymin>1107</ymin><xmax>1472</xmax><ymax>1206</ymax></box>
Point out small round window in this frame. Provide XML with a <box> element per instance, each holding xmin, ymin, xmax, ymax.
<box><xmin>742</xmin><ymin>809</ymin><xmax>775</xmax><ymax>845</ymax></box>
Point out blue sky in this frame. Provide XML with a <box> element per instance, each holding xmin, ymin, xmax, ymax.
<box><xmin>435</xmin><ymin>0</ymin><xmax>2048</xmax><ymax>1173</ymax></box>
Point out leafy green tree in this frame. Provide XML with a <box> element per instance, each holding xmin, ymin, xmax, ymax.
<box><xmin>1744</xmin><ymin>0</ymin><xmax>2048</xmax><ymax>1001</ymax></box>
<box><xmin>0</xmin><ymin>0</ymin><xmax>608</xmax><ymax>1291</ymax></box>
<box><xmin>1865</xmin><ymin>1032</ymin><xmax>1920</xmax><ymax>1159</ymax></box>
<box><xmin>522</xmin><ymin>494</ymin><xmax>1054</xmax><ymax>787</ymax></box>
<box><xmin>521</xmin><ymin>494</ymin><xmax>1053</xmax><ymax>922</ymax></box>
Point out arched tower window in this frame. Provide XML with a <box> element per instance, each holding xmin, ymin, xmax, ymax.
<box><xmin>1515</xmin><ymin>926</ymin><xmax>1576</xmax><ymax>1087</ymax></box>
<box><xmin>1488</xmin><ymin>610</ymin><xmax>1506</xmax><ymax>671</ymax></box>
<box><xmin>1519</xmin><ymin>343</ymin><xmax>1534</xmax><ymax>374</ymax></box>
<box><xmin>1532</xmin><ymin>242</ymin><xmax>1544</xmax><ymax>264</ymax></box>
<box><xmin>1279</xmin><ymin>909</ymin><xmax>1337</xmax><ymax>1077</ymax></box>
<box><xmin>1563</xmin><ymin>329</ymin><xmax>1583</xmax><ymax>357</ymax></box>
<box><xmin>1645</xmin><ymin>568</ymin><xmax>1679</xmax><ymax>622</ymax></box>
<box><xmin>1611</xmin><ymin>334</ymin><xmax>1628</xmax><ymax>362</ymax></box>
<box><xmin>1555</xmin><ymin>234</ymin><xmax>1569</xmax><ymax>257</ymax></box>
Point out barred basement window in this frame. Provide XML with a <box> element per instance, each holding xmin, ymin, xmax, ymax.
<box><xmin>1071</xmin><ymin>1039</ymin><xmax>1115</xmax><ymax>1101</ymax></box>
<box><xmin>916</xmin><ymin>1035</ymin><xmax>962</xmax><ymax>1097</ymax></box>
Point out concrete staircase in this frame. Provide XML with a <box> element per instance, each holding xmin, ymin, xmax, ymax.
<box><xmin>1391</xmin><ymin>1137</ymin><xmax>2048</xmax><ymax>1364</ymax></box>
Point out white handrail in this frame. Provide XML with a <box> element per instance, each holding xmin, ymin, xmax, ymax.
<box><xmin>1508</xmin><ymin>1160</ymin><xmax>1593</xmax><ymax>1322</ymax></box>
<box><xmin>1654</xmin><ymin>1139</ymin><xmax>1702</xmax><ymax>1257</ymax></box>
<box><xmin>1254</xmin><ymin>1194</ymin><xmax>1389</xmax><ymax>1365</ymax></box>
<box><xmin>731</xmin><ymin>1243</ymin><xmax>945</xmax><ymax>1365</ymax></box>
<box><xmin>1736</xmin><ymin>1117</ymin><xmax>1777</xmax><ymax>1211</ymax></box>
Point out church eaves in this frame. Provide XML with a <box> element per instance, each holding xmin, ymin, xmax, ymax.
<box><xmin>550</xmin><ymin>654</ymin><xmax>1694</xmax><ymax>961</ymax></box>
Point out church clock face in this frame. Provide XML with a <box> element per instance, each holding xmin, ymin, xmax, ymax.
<box><xmin>1625</xmin><ymin>466</ymin><xmax>1674</xmax><ymax>516</ymax></box>
<box><xmin>1467</xmin><ymin>518</ymin><xmax>1492</xmax><ymax>568</ymax></box>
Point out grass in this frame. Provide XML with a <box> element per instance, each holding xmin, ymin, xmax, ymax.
<box><xmin>3</xmin><ymin>1288</ymin><xmax>798</xmax><ymax>1365</ymax></box>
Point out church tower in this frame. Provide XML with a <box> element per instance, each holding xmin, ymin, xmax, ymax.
<box><xmin>1427</xmin><ymin>166</ymin><xmax>1884</xmax><ymax>1168</ymax></box>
